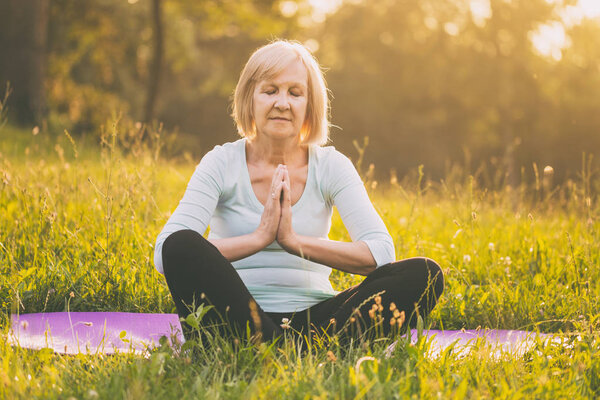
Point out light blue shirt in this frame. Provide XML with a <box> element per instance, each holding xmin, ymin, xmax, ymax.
<box><xmin>154</xmin><ymin>138</ymin><xmax>395</xmax><ymax>312</ymax></box>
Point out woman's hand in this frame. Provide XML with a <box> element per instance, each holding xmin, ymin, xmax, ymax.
<box><xmin>276</xmin><ymin>167</ymin><xmax>300</xmax><ymax>253</ymax></box>
<box><xmin>255</xmin><ymin>164</ymin><xmax>286</xmax><ymax>246</ymax></box>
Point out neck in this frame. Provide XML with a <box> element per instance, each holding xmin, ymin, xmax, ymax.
<box><xmin>246</xmin><ymin>135</ymin><xmax>306</xmax><ymax>167</ymax></box>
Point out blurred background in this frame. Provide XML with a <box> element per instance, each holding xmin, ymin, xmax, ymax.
<box><xmin>0</xmin><ymin>0</ymin><xmax>599</xmax><ymax>184</ymax></box>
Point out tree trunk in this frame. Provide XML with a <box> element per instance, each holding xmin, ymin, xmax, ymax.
<box><xmin>143</xmin><ymin>0</ymin><xmax>164</xmax><ymax>124</ymax></box>
<box><xmin>0</xmin><ymin>0</ymin><xmax>49</xmax><ymax>125</ymax></box>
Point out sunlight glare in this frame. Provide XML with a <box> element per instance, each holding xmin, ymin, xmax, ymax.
<box><xmin>529</xmin><ymin>22</ymin><xmax>570</xmax><ymax>61</ymax></box>
<box><xmin>279</xmin><ymin>1</ymin><xmax>299</xmax><ymax>18</ymax></box>
<box><xmin>556</xmin><ymin>0</ymin><xmax>600</xmax><ymax>26</ymax></box>
<box><xmin>470</xmin><ymin>0</ymin><xmax>492</xmax><ymax>28</ymax></box>
<box><xmin>308</xmin><ymin>0</ymin><xmax>343</xmax><ymax>15</ymax></box>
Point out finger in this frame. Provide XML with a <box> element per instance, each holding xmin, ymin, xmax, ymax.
<box><xmin>272</xmin><ymin>180</ymin><xmax>285</xmax><ymax>202</ymax></box>
<box><xmin>282</xmin><ymin>168</ymin><xmax>291</xmax><ymax>205</ymax></box>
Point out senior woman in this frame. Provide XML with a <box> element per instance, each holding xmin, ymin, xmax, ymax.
<box><xmin>154</xmin><ymin>40</ymin><xmax>443</xmax><ymax>342</ymax></box>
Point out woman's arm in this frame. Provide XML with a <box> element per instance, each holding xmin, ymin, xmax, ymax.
<box><xmin>278</xmin><ymin>232</ymin><xmax>377</xmax><ymax>275</ymax></box>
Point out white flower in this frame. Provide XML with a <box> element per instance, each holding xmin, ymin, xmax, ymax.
<box><xmin>463</xmin><ymin>254</ymin><xmax>471</xmax><ymax>263</ymax></box>
<box><xmin>280</xmin><ymin>318</ymin><xmax>291</xmax><ymax>330</ymax></box>
<box><xmin>488</xmin><ymin>242</ymin><xmax>495</xmax><ymax>251</ymax></box>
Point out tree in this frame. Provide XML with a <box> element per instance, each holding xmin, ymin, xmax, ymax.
<box><xmin>0</xmin><ymin>0</ymin><xmax>50</xmax><ymax>125</ymax></box>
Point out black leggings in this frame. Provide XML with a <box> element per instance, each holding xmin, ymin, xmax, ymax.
<box><xmin>162</xmin><ymin>229</ymin><xmax>444</xmax><ymax>342</ymax></box>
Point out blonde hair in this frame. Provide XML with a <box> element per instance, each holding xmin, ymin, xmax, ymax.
<box><xmin>232</xmin><ymin>40</ymin><xmax>330</xmax><ymax>146</ymax></box>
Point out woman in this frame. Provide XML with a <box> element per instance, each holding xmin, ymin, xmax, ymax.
<box><xmin>154</xmin><ymin>40</ymin><xmax>443</xmax><ymax>342</ymax></box>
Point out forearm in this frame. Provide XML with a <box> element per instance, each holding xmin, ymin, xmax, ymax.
<box><xmin>281</xmin><ymin>235</ymin><xmax>377</xmax><ymax>276</ymax></box>
<box><xmin>209</xmin><ymin>231</ymin><xmax>271</xmax><ymax>262</ymax></box>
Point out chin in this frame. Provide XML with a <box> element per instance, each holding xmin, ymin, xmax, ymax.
<box><xmin>262</xmin><ymin>130</ymin><xmax>299</xmax><ymax>141</ymax></box>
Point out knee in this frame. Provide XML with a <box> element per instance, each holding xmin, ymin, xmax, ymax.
<box><xmin>162</xmin><ymin>229</ymin><xmax>207</xmax><ymax>275</ymax></box>
<box><xmin>420</xmin><ymin>258</ymin><xmax>444</xmax><ymax>299</ymax></box>
<box><xmin>389</xmin><ymin>257</ymin><xmax>444</xmax><ymax>298</ymax></box>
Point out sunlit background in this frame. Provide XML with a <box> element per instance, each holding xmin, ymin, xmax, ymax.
<box><xmin>1</xmin><ymin>0</ymin><xmax>599</xmax><ymax>184</ymax></box>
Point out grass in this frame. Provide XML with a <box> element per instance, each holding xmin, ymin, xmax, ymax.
<box><xmin>0</xmin><ymin>121</ymin><xmax>599</xmax><ymax>399</ymax></box>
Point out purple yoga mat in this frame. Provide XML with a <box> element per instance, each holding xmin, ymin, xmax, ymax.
<box><xmin>9</xmin><ymin>312</ymin><xmax>184</xmax><ymax>355</ymax></box>
<box><xmin>9</xmin><ymin>312</ymin><xmax>544</xmax><ymax>356</ymax></box>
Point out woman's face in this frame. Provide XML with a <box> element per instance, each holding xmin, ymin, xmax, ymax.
<box><xmin>252</xmin><ymin>60</ymin><xmax>308</xmax><ymax>142</ymax></box>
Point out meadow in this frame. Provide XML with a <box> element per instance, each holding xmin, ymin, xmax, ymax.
<box><xmin>1</xmin><ymin>123</ymin><xmax>599</xmax><ymax>399</ymax></box>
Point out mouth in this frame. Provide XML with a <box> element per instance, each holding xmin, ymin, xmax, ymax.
<box><xmin>269</xmin><ymin>117</ymin><xmax>291</xmax><ymax>121</ymax></box>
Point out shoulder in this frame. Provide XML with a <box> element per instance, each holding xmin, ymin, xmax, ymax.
<box><xmin>195</xmin><ymin>138</ymin><xmax>244</xmax><ymax>171</ymax></box>
<box><xmin>201</xmin><ymin>138</ymin><xmax>244</xmax><ymax>162</ymax></box>
<box><xmin>312</xmin><ymin>145</ymin><xmax>354</xmax><ymax>170</ymax></box>
<box><xmin>312</xmin><ymin>145</ymin><xmax>357</xmax><ymax>180</ymax></box>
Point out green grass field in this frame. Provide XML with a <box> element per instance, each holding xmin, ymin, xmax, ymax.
<box><xmin>1</xmin><ymin>124</ymin><xmax>599</xmax><ymax>399</ymax></box>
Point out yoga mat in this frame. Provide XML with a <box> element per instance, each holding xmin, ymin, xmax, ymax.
<box><xmin>9</xmin><ymin>312</ymin><xmax>545</xmax><ymax>356</ymax></box>
<box><xmin>9</xmin><ymin>312</ymin><xmax>184</xmax><ymax>355</ymax></box>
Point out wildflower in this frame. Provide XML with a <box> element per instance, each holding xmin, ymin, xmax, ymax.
<box><xmin>463</xmin><ymin>254</ymin><xmax>471</xmax><ymax>263</ymax></box>
<box><xmin>397</xmin><ymin>311</ymin><xmax>406</xmax><ymax>328</ymax></box>
<box><xmin>69</xmin><ymin>291</ymin><xmax>75</xmax><ymax>298</ymax></box>
<box><xmin>488</xmin><ymin>242</ymin><xmax>495</xmax><ymax>251</ymax></box>
<box><xmin>368</xmin><ymin>309</ymin><xmax>376</xmax><ymax>319</ymax></box>
<box><xmin>375</xmin><ymin>295</ymin><xmax>382</xmax><ymax>305</ymax></box>
<box><xmin>329</xmin><ymin>318</ymin><xmax>336</xmax><ymax>326</ymax></box>
<box><xmin>280</xmin><ymin>318</ymin><xmax>291</xmax><ymax>330</ymax></box>
<box><xmin>390</xmin><ymin>318</ymin><xmax>396</xmax><ymax>326</ymax></box>
<box><xmin>389</xmin><ymin>302</ymin><xmax>397</xmax><ymax>311</ymax></box>
<box><xmin>327</xmin><ymin>351</ymin><xmax>337</xmax><ymax>362</ymax></box>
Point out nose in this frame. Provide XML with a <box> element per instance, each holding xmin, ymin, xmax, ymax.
<box><xmin>274</xmin><ymin>93</ymin><xmax>291</xmax><ymax>110</ymax></box>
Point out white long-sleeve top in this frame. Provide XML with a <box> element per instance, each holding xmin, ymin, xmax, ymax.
<box><xmin>154</xmin><ymin>138</ymin><xmax>395</xmax><ymax>312</ymax></box>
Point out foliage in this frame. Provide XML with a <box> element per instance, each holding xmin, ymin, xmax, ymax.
<box><xmin>1</xmin><ymin>123</ymin><xmax>599</xmax><ymax>398</ymax></box>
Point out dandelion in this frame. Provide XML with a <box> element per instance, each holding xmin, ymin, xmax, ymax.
<box><xmin>463</xmin><ymin>254</ymin><xmax>471</xmax><ymax>263</ymax></box>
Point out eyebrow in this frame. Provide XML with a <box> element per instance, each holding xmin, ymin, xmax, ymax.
<box><xmin>260</xmin><ymin>80</ymin><xmax>307</xmax><ymax>90</ymax></box>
